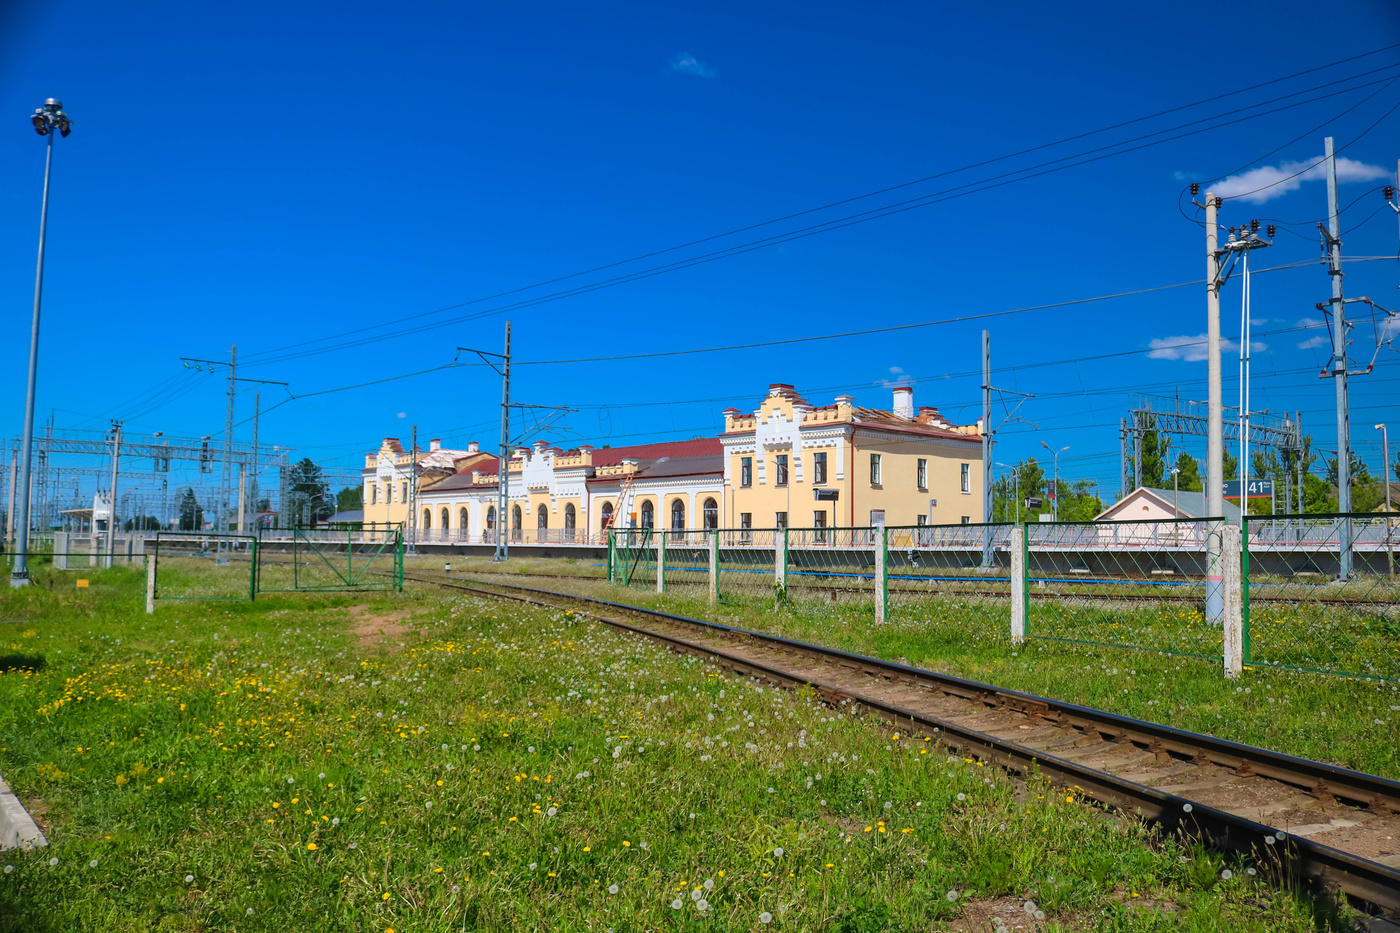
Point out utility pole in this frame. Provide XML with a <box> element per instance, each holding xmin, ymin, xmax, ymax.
<box><xmin>1041</xmin><ymin>443</ymin><xmax>1069</xmax><ymax>520</ymax></box>
<box><xmin>409</xmin><ymin>424</ymin><xmax>419</xmax><ymax>553</ymax></box>
<box><xmin>1377</xmin><ymin>423</ymin><xmax>1392</xmax><ymax>577</ymax></box>
<box><xmin>104</xmin><ymin>421</ymin><xmax>122</xmax><ymax>568</ymax></box>
<box><xmin>249</xmin><ymin>392</ymin><xmax>260</xmax><ymax>535</ymax></box>
<box><xmin>1320</xmin><ymin>137</ymin><xmax>1352</xmax><ymax>579</ymax></box>
<box><xmin>498</xmin><ymin>323</ymin><xmax>512</xmax><ymax>561</ymax></box>
<box><xmin>981</xmin><ymin>329</ymin><xmax>993</xmax><ymax>566</ymax></box>
<box><xmin>11</xmin><ymin>99</ymin><xmax>72</xmax><ymax>588</ymax></box>
<box><xmin>1201</xmin><ymin>186</ymin><xmax>1225</xmax><ymax>624</ymax></box>
<box><xmin>222</xmin><ymin>344</ymin><xmax>237</xmax><ymax>535</ymax></box>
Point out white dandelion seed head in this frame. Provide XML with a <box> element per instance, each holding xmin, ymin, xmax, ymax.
<box><xmin>672</xmin><ymin>899</ymin><xmax>683</xmax><ymax>910</ymax></box>
<box><xmin>774</xmin><ymin>847</ymin><xmax>784</xmax><ymax>857</ymax></box>
<box><xmin>348</xmin><ymin>842</ymin><xmax>358</xmax><ymax>849</ymax></box>
<box><xmin>425</xmin><ymin>801</ymin><xmax>433</xmax><ymax>808</ymax></box>
<box><xmin>1024</xmin><ymin>901</ymin><xmax>1037</xmax><ymax>915</ymax></box>
<box><xmin>287</xmin><ymin>777</ymin><xmax>295</xmax><ymax>784</ymax></box>
<box><xmin>946</xmin><ymin>889</ymin><xmax>958</xmax><ymax>902</ymax></box>
<box><xmin>452</xmin><ymin>884</ymin><xmax>461</xmax><ymax>893</ymax></box>
<box><xmin>318</xmin><ymin>773</ymin><xmax>326</xmax><ymax>779</ymax></box>
<box><xmin>760</xmin><ymin>911</ymin><xmax>773</xmax><ymax>923</ymax></box>
<box><xmin>883</xmin><ymin>801</ymin><xmax>892</xmax><ymax>810</ymax></box>
<box><xmin>528</xmin><ymin>863</ymin><xmax>537</xmax><ymax>870</ymax></box>
<box><xmin>697</xmin><ymin>898</ymin><xmax>710</xmax><ymax>912</ymax></box>
<box><xmin>89</xmin><ymin>859</ymin><xmax>99</xmax><ymax>868</ymax></box>
<box><xmin>1275</xmin><ymin>831</ymin><xmax>1287</xmax><ymax>841</ymax></box>
<box><xmin>704</xmin><ymin>878</ymin><xmax>715</xmax><ymax>890</ymax></box>
<box><xmin>1221</xmin><ymin>869</ymin><xmax>1233</xmax><ymax>880</ymax></box>
<box><xmin>473</xmin><ymin>745</ymin><xmax>481</xmax><ymax>751</ymax></box>
<box><xmin>691</xmin><ymin>889</ymin><xmax>703</xmax><ymax>901</ymax></box>
<box><xmin>1034</xmin><ymin>910</ymin><xmax>1046</xmax><ymax>921</ymax></box>
<box><xmin>185</xmin><ymin>874</ymin><xmax>194</xmax><ymax>883</ymax></box>
<box><xmin>2</xmin><ymin>866</ymin><xmax>10</xmax><ymax>874</ymax></box>
<box><xmin>608</xmin><ymin>884</ymin><xmax>619</xmax><ymax>894</ymax></box>
<box><xmin>956</xmin><ymin>793</ymin><xmax>966</xmax><ymax>801</ymax></box>
<box><xmin>1182</xmin><ymin>803</ymin><xmax>1193</xmax><ymax>813</ymax></box>
<box><xmin>1246</xmin><ymin>867</ymin><xmax>1257</xmax><ymax>876</ymax></box>
<box><xmin>246</xmin><ymin>908</ymin><xmax>254</xmax><ymax>916</ymax></box>
<box><xmin>528</xmin><ymin>746</ymin><xmax>535</xmax><ymax>752</ymax></box>
<box><xmin>1264</xmin><ymin>836</ymin><xmax>1275</xmax><ymax>845</ymax></box>
<box><xmin>547</xmin><ymin>807</ymin><xmax>558</xmax><ymax>817</ymax></box>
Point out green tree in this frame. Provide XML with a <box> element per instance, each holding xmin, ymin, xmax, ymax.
<box><xmin>124</xmin><ymin>516</ymin><xmax>161</xmax><ymax>532</ymax></box>
<box><xmin>178</xmin><ymin>488</ymin><xmax>203</xmax><ymax>531</ymax></box>
<box><xmin>1221</xmin><ymin>450</ymin><xmax>1239</xmax><ymax>483</ymax></box>
<box><xmin>286</xmin><ymin>458</ymin><xmax>332</xmax><ymax>525</ymax></box>
<box><xmin>1138</xmin><ymin>418</ymin><xmax>1167</xmax><ymax>488</ymax></box>
<box><xmin>1171</xmin><ymin>453</ymin><xmax>1202</xmax><ymax>492</ymax></box>
<box><xmin>336</xmin><ymin>485</ymin><xmax>363</xmax><ymax>512</ymax></box>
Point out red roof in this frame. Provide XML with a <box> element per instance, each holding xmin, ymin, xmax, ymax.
<box><xmin>587</xmin><ymin>437</ymin><xmax>722</xmax><ymax>467</ymax></box>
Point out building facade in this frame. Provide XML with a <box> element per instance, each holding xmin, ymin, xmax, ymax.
<box><xmin>393</xmin><ymin>382</ymin><xmax>984</xmax><ymax>542</ymax></box>
<box><xmin>719</xmin><ymin>384</ymin><xmax>983</xmax><ymax>531</ymax></box>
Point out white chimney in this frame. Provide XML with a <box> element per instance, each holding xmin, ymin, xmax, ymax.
<box><xmin>893</xmin><ymin>386</ymin><xmax>914</xmax><ymax>419</ymax></box>
<box><xmin>467</xmin><ymin>441</ymin><xmax>480</xmax><ymax>453</ymax></box>
<box><xmin>429</xmin><ymin>438</ymin><xmax>441</xmax><ymax>451</ymax></box>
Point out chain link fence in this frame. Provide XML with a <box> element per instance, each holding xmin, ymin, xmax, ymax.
<box><xmin>151</xmin><ymin>533</ymin><xmax>259</xmax><ymax>601</ymax></box>
<box><xmin>1244</xmin><ymin>513</ymin><xmax>1400</xmax><ymax>681</ymax></box>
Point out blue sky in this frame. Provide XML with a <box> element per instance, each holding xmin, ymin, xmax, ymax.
<box><xmin>3</xmin><ymin>0</ymin><xmax>1400</xmax><ymax>508</ymax></box>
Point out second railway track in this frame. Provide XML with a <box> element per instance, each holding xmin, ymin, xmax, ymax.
<box><xmin>404</xmin><ymin>570</ymin><xmax>1400</xmax><ymax>921</ymax></box>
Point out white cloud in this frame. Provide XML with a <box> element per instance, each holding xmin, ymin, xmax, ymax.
<box><xmin>1297</xmin><ymin>335</ymin><xmax>1328</xmax><ymax>350</ymax></box>
<box><xmin>876</xmin><ymin>365</ymin><xmax>915</xmax><ymax>388</ymax></box>
<box><xmin>396</xmin><ymin>412</ymin><xmax>407</xmax><ymax>419</ymax></box>
<box><xmin>1147</xmin><ymin>334</ymin><xmax>1266</xmax><ymax>361</ymax></box>
<box><xmin>1296</xmin><ymin>316</ymin><xmax>1326</xmax><ymax>329</ymax></box>
<box><xmin>1209</xmin><ymin>155</ymin><xmax>1389</xmax><ymax>204</ymax></box>
<box><xmin>669</xmin><ymin>52</ymin><xmax>715</xmax><ymax>78</ymax></box>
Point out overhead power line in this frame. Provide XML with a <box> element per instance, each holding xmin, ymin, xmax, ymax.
<box><xmin>238</xmin><ymin>53</ymin><xmax>1400</xmax><ymax>368</ymax></box>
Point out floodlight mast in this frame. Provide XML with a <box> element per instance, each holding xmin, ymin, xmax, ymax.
<box><xmin>11</xmin><ymin>99</ymin><xmax>73</xmax><ymax>588</ymax></box>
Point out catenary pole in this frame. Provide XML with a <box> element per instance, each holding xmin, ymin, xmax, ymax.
<box><xmin>1322</xmin><ymin>137</ymin><xmax>1352</xmax><ymax>579</ymax></box>
<box><xmin>11</xmin><ymin>100</ymin><xmax>71</xmax><ymax>587</ymax></box>
<box><xmin>981</xmin><ymin>329</ymin><xmax>993</xmax><ymax>566</ymax></box>
<box><xmin>495</xmin><ymin>321</ymin><xmax>512</xmax><ymax>561</ymax></box>
<box><xmin>1205</xmin><ymin>190</ymin><xmax>1225</xmax><ymax>625</ymax></box>
<box><xmin>104</xmin><ymin>421</ymin><xmax>121</xmax><ymax>569</ymax></box>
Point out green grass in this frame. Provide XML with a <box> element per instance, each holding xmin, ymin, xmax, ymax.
<box><xmin>0</xmin><ymin>563</ymin><xmax>1365</xmax><ymax>931</ymax></box>
<box><xmin>438</xmin><ymin>559</ymin><xmax>1400</xmax><ymax>780</ymax></box>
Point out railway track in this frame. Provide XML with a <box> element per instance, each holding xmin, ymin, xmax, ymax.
<box><xmin>402</xmin><ymin>570</ymin><xmax>1400</xmax><ymax>921</ymax></box>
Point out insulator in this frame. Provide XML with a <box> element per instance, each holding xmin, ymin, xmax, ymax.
<box><xmin>1267</xmin><ymin>225</ymin><xmax>1276</xmax><ymax>238</ymax></box>
<box><xmin>1190</xmin><ymin>183</ymin><xmax>1200</xmax><ymax>196</ymax></box>
<box><xmin>1250</xmin><ymin>219</ymin><xmax>1260</xmax><ymax>233</ymax></box>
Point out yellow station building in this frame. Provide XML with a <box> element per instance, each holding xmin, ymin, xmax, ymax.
<box><xmin>719</xmin><ymin>384</ymin><xmax>983</xmax><ymax>531</ymax></box>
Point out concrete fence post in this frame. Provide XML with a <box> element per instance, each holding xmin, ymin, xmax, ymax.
<box><xmin>1222</xmin><ymin>522</ymin><xmax>1243</xmax><ymax>679</ymax></box>
<box><xmin>875</xmin><ymin>526</ymin><xmax>887</xmax><ymax>624</ymax></box>
<box><xmin>708</xmin><ymin>530</ymin><xmax>718</xmax><ymax>603</ymax></box>
<box><xmin>774</xmin><ymin>528</ymin><xmax>788</xmax><ymax>604</ymax></box>
<box><xmin>607</xmin><ymin>531</ymin><xmax>615</xmax><ymax>584</ymax></box>
<box><xmin>1010</xmin><ymin>525</ymin><xmax>1026</xmax><ymax>643</ymax></box>
<box><xmin>656</xmin><ymin>531</ymin><xmax>666</xmax><ymax>594</ymax></box>
<box><xmin>145</xmin><ymin>552</ymin><xmax>157</xmax><ymax>614</ymax></box>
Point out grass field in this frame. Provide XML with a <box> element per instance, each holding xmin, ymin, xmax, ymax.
<box><xmin>420</xmin><ymin>556</ymin><xmax>1400</xmax><ymax>780</ymax></box>
<box><xmin>0</xmin><ymin>563</ymin><xmax>1369</xmax><ymax>931</ymax></box>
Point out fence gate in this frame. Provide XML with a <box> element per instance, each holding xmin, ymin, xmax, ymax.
<box><xmin>151</xmin><ymin>533</ymin><xmax>259</xmax><ymax>602</ymax></box>
<box><xmin>257</xmin><ymin>523</ymin><xmax>404</xmax><ymax>593</ymax></box>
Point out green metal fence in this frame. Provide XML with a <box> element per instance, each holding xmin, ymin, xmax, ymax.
<box><xmin>884</xmin><ymin>522</ymin><xmax>1016</xmax><ymax>637</ymax></box>
<box><xmin>257</xmin><ymin>523</ymin><xmax>404</xmax><ymax>593</ymax></box>
<box><xmin>1243</xmin><ymin>512</ymin><xmax>1400</xmax><ymax>681</ymax></box>
<box><xmin>1024</xmin><ymin>518</ymin><xmax>1227</xmax><ymax>661</ymax></box>
<box><xmin>151</xmin><ymin>533</ymin><xmax>260</xmax><ymax>602</ymax></box>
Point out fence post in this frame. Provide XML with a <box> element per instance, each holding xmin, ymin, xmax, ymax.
<box><xmin>1222</xmin><ymin>522</ymin><xmax>1243</xmax><ymax>679</ymax></box>
<box><xmin>709</xmin><ymin>529</ymin><xmax>718</xmax><ymax>603</ymax></box>
<box><xmin>774</xmin><ymin>528</ymin><xmax>788</xmax><ymax>605</ymax></box>
<box><xmin>1010</xmin><ymin>525</ymin><xmax>1025</xmax><ymax>643</ymax></box>
<box><xmin>656</xmin><ymin>531</ymin><xmax>667</xmax><ymax>594</ymax></box>
<box><xmin>145</xmin><ymin>551</ymin><xmax>156</xmax><ymax>614</ymax></box>
<box><xmin>607</xmin><ymin>531</ymin><xmax>615</xmax><ymax>584</ymax></box>
<box><xmin>875</xmin><ymin>526</ymin><xmax>887</xmax><ymax>624</ymax></box>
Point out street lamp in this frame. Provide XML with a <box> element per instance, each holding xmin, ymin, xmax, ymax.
<box><xmin>1040</xmin><ymin>442</ymin><xmax>1070</xmax><ymax>521</ymax></box>
<box><xmin>10</xmin><ymin>99</ymin><xmax>73</xmax><ymax>588</ymax></box>
<box><xmin>994</xmin><ymin>462</ymin><xmax>1020</xmax><ymax>523</ymax></box>
<box><xmin>1378</xmin><ymin>424</ymin><xmax>1393</xmax><ymax>577</ymax></box>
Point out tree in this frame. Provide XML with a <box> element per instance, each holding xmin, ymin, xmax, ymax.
<box><xmin>1171</xmin><ymin>453</ymin><xmax>1202</xmax><ymax>492</ymax></box>
<box><xmin>336</xmin><ymin>485</ymin><xmax>363</xmax><ymax>512</ymax></box>
<box><xmin>286</xmin><ymin>458</ymin><xmax>332</xmax><ymax>526</ymax></box>
<box><xmin>178</xmin><ymin>488</ymin><xmax>203</xmax><ymax>531</ymax></box>
<box><xmin>1137</xmin><ymin>418</ymin><xmax>1167</xmax><ymax>488</ymax></box>
<box><xmin>124</xmin><ymin>516</ymin><xmax>161</xmax><ymax>532</ymax></box>
<box><xmin>1222</xmin><ymin>450</ymin><xmax>1239</xmax><ymax>483</ymax></box>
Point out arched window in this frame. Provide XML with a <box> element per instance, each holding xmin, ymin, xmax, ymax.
<box><xmin>640</xmin><ymin>500</ymin><xmax>654</xmax><ymax>529</ymax></box>
<box><xmin>422</xmin><ymin>508</ymin><xmax>432</xmax><ymax>530</ymax></box>
<box><xmin>564</xmin><ymin>503</ymin><xmax>576</xmax><ymax>539</ymax></box>
<box><xmin>370</xmin><ymin>485</ymin><xmax>378</xmax><ymax>505</ymax></box>
<box><xmin>486</xmin><ymin>505</ymin><xmax>496</xmax><ymax>534</ymax></box>
<box><xmin>670</xmin><ymin>499</ymin><xmax>685</xmax><ymax>530</ymax></box>
<box><xmin>537</xmin><ymin>504</ymin><xmax>548</xmax><ymax>530</ymax></box>
<box><xmin>703</xmin><ymin>498</ymin><xmax>718</xmax><ymax>529</ymax></box>
<box><xmin>441</xmin><ymin>507</ymin><xmax>450</xmax><ymax>534</ymax></box>
<box><xmin>459</xmin><ymin>507</ymin><xmax>469</xmax><ymax>538</ymax></box>
<box><xmin>512</xmin><ymin>505</ymin><xmax>523</xmax><ymax>542</ymax></box>
<box><xmin>600</xmin><ymin>501</ymin><xmax>614</xmax><ymax>530</ymax></box>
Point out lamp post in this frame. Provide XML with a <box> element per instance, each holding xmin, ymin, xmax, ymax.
<box><xmin>995</xmin><ymin>462</ymin><xmax>1020</xmax><ymax>523</ymax></box>
<box><xmin>10</xmin><ymin>99</ymin><xmax>72</xmax><ymax>588</ymax></box>
<box><xmin>1378</xmin><ymin>424</ymin><xmax>1393</xmax><ymax>577</ymax></box>
<box><xmin>1040</xmin><ymin>442</ymin><xmax>1070</xmax><ymax>521</ymax></box>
